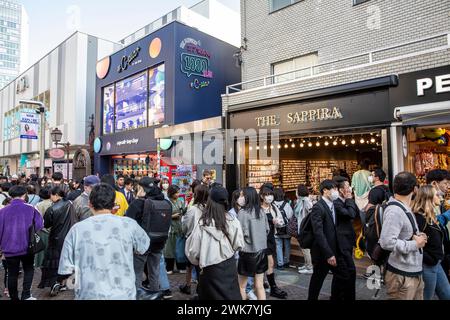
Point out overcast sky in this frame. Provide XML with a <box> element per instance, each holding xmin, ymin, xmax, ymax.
<box><xmin>20</xmin><ymin>0</ymin><xmax>240</xmax><ymax>70</ymax></box>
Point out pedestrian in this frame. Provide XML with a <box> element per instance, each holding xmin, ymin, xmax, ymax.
<box><xmin>48</xmin><ymin>172</ymin><xmax>70</xmax><ymax>195</ymax></box>
<box><xmin>0</xmin><ymin>185</ymin><xmax>43</xmax><ymax>300</ymax></box>
<box><xmin>294</xmin><ymin>184</ymin><xmax>314</xmax><ymax>274</ymax></box>
<box><xmin>273</xmin><ymin>188</ymin><xmax>293</xmax><ymax>270</ymax></box>
<box><xmin>1</xmin><ymin>251</ymin><xmax>8</xmax><ymax>298</ymax></box>
<box><xmin>73</xmin><ymin>175</ymin><xmax>101</xmax><ymax>222</ymax></box>
<box><xmin>67</xmin><ymin>179</ymin><xmax>83</xmax><ymax>201</ymax></box>
<box><xmin>163</xmin><ymin>185</ymin><xmax>187</xmax><ymax>274</ymax></box>
<box><xmin>201</xmin><ymin>169</ymin><xmax>213</xmax><ymax>187</ymax></box>
<box><xmin>116</xmin><ymin>174</ymin><xmax>126</xmax><ymax>195</ymax></box>
<box><xmin>123</xmin><ymin>177</ymin><xmax>135</xmax><ymax>204</ymax></box>
<box><xmin>185</xmin><ymin>186</ymin><xmax>244</xmax><ymax>300</ymax></box>
<box><xmin>34</xmin><ymin>187</ymin><xmax>52</xmax><ymax>270</ymax></box>
<box><xmin>126</xmin><ymin>177</ymin><xmax>172</xmax><ymax>300</ymax></box>
<box><xmin>367</xmin><ymin>168</ymin><xmax>392</xmax><ymax>207</ymax></box>
<box><xmin>379</xmin><ymin>172</ymin><xmax>427</xmax><ymax>300</ymax></box>
<box><xmin>0</xmin><ymin>182</ymin><xmax>11</xmax><ymax>209</ymax></box>
<box><xmin>236</xmin><ymin>187</ymin><xmax>269</xmax><ymax>300</ymax></box>
<box><xmin>40</xmin><ymin>186</ymin><xmax>77</xmax><ymax>296</ymax></box>
<box><xmin>26</xmin><ymin>185</ymin><xmax>41</xmax><ymax>206</ymax></box>
<box><xmin>29</xmin><ymin>174</ymin><xmax>41</xmax><ymax>195</ymax></box>
<box><xmin>160</xmin><ymin>177</ymin><xmax>171</xmax><ymax>200</ymax></box>
<box><xmin>351</xmin><ymin>159</ymin><xmax>372</xmax><ymax>210</ymax></box>
<box><xmin>333</xmin><ymin>176</ymin><xmax>358</xmax><ymax>300</ymax></box>
<box><xmin>186</xmin><ymin>179</ymin><xmax>201</xmax><ymax>207</ymax></box>
<box><xmin>101</xmin><ymin>174</ymin><xmax>129</xmax><ymax>217</ymax></box>
<box><xmin>179</xmin><ymin>184</ymin><xmax>209</xmax><ymax>295</ymax></box>
<box><xmin>412</xmin><ymin>185</ymin><xmax>450</xmax><ymax>300</ymax></box>
<box><xmin>10</xmin><ymin>174</ymin><xmax>19</xmax><ymax>186</ymax></box>
<box><xmin>308</xmin><ymin>180</ymin><xmax>354</xmax><ymax>300</ymax></box>
<box><xmin>259</xmin><ymin>186</ymin><xmax>288</xmax><ymax>299</ymax></box>
<box><xmin>58</xmin><ymin>183</ymin><xmax>150</xmax><ymax>300</ymax></box>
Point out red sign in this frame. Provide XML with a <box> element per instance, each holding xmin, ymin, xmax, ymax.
<box><xmin>49</xmin><ymin>148</ymin><xmax>65</xmax><ymax>159</ymax></box>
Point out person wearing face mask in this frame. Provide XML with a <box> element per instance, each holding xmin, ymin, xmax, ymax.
<box><xmin>308</xmin><ymin>180</ymin><xmax>350</xmax><ymax>300</ymax></box>
<box><xmin>259</xmin><ymin>185</ymin><xmax>288</xmax><ymax>299</ymax></box>
<box><xmin>160</xmin><ymin>178</ymin><xmax>170</xmax><ymax>200</ymax></box>
<box><xmin>332</xmin><ymin>176</ymin><xmax>359</xmax><ymax>300</ymax></box>
<box><xmin>367</xmin><ymin>169</ymin><xmax>392</xmax><ymax>207</ymax></box>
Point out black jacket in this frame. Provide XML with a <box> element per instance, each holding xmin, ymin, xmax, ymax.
<box><xmin>415</xmin><ymin>213</ymin><xmax>445</xmax><ymax>266</ymax></box>
<box><xmin>310</xmin><ymin>199</ymin><xmax>339</xmax><ymax>262</ymax></box>
<box><xmin>44</xmin><ymin>200</ymin><xmax>77</xmax><ymax>250</ymax></box>
<box><xmin>67</xmin><ymin>189</ymin><xmax>82</xmax><ymax>201</ymax></box>
<box><xmin>334</xmin><ymin>198</ymin><xmax>358</xmax><ymax>253</ymax></box>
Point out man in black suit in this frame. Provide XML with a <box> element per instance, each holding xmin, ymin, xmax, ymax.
<box><xmin>333</xmin><ymin>176</ymin><xmax>358</xmax><ymax>300</ymax></box>
<box><xmin>307</xmin><ymin>179</ymin><xmax>355</xmax><ymax>300</ymax></box>
<box><xmin>124</xmin><ymin>177</ymin><xmax>135</xmax><ymax>204</ymax></box>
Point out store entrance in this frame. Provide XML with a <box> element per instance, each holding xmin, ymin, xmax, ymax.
<box><xmin>245</xmin><ymin>130</ymin><xmax>384</xmax><ymax>198</ymax></box>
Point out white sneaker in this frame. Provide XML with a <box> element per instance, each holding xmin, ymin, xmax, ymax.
<box><xmin>247</xmin><ymin>290</ymin><xmax>257</xmax><ymax>301</ymax></box>
<box><xmin>25</xmin><ymin>296</ymin><xmax>37</xmax><ymax>300</ymax></box>
<box><xmin>167</xmin><ymin>271</ymin><xmax>173</xmax><ymax>275</ymax></box>
<box><xmin>299</xmin><ymin>268</ymin><xmax>313</xmax><ymax>275</ymax></box>
<box><xmin>298</xmin><ymin>266</ymin><xmax>306</xmax><ymax>271</ymax></box>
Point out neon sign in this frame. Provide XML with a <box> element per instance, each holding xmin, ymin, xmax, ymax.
<box><xmin>180</xmin><ymin>38</ymin><xmax>213</xmax><ymax>80</ymax></box>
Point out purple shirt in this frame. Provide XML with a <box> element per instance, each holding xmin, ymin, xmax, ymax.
<box><xmin>0</xmin><ymin>199</ymin><xmax>44</xmax><ymax>257</ymax></box>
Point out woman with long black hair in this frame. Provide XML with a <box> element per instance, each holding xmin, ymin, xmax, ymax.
<box><xmin>186</xmin><ymin>186</ymin><xmax>244</xmax><ymax>300</ymax></box>
<box><xmin>39</xmin><ymin>186</ymin><xmax>77</xmax><ymax>296</ymax></box>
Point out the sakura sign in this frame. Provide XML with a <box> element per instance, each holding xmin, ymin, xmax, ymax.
<box><xmin>180</xmin><ymin>38</ymin><xmax>213</xmax><ymax>90</ymax></box>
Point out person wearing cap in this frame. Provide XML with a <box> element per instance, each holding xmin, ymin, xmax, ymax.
<box><xmin>101</xmin><ymin>174</ymin><xmax>129</xmax><ymax>217</ymax></box>
<box><xmin>10</xmin><ymin>174</ymin><xmax>19</xmax><ymax>186</ymax></box>
<box><xmin>185</xmin><ymin>186</ymin><xmax>244</xmax><ymax>300</ymax></box>
<box><xmin>73</xmin><ymin>175</ymin><xmax>101</xmax><ymax>222</ymax></box>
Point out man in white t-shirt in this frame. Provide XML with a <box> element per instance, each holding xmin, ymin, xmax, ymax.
<box><xmin>58</xmin><ymin>183</ymin><xmax>150</xmax><ymax>300</ymax></box>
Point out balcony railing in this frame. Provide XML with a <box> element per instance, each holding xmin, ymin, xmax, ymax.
<box><xmin>226</xmin><ymin>31</ymin><xmax>450</xmax><ymax>95</ymax></box>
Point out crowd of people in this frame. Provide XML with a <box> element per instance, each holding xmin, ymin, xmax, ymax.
<box><xmin>0</xmin><ymin>166</ymin><xmax>448</xmax><ymax>301</ymax></box>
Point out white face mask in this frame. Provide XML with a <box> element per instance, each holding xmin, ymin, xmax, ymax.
<box><xmin>368</xmin><ymin>176</ymin><xmax>374</xmax><ymax>184</ymax></box>
<box><xmin>162</xmin><ymin>184</ymin><xmax>169</xmax><ymax>190</ymax></box>
<box><xmin>264</xmin><ymin>195</ymin><xmax>274</xmax><ymax>204</ymax></box>
<box><xmin>330</xmin><ymin>190</ymin><xmax>340</xmax><ymax>201</ymax></box>
<box><xmin>237</xmin><ymin>196</ymin><xmax>246</xmax><ymax>207</ymax></box>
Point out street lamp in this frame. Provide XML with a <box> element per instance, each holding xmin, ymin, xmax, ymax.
<box><xmin>51</xmin><ymin>128</ymin><xmax>71</xmax><ymax>181</ymax></box>
<box><xmin>19</xmin><ymin>100</ymin><xmax>46</xmax><ymax>178</ymax></box>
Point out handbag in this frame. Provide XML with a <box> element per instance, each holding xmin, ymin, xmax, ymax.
<box><xmin>28</xmin><ymin>213</ymin><xmax>45</xmax><ymax>255</ymax></box>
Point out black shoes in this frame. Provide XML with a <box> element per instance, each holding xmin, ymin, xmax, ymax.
<box><xmin>270</xmin><ymin>286</ymin><xmax>288</xmax><ymax>299</ymax></box>
<box><xmin>50</xmin><ymin>283</ymin><xmax>62</xmax><ymax>297</ymax></box>
<box><xmin>162</xmin><ymin>289</ymin><xmax>173</xmax><ymax>300</ymax></box>
<box><xmin>179</xmin><ymin>284</ymin><xmax>191</xmax><ymax>295</ymax></box>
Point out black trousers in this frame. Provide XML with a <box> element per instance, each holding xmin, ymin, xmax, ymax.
<box><xmin>5</xmin><ymin>254</ymin><xmax>35</xmax><ymax>301</ymax></box>
<box><xmin>308</xmin><ymin>251</ymin><xmax>356</xmax><ymax>301</ymax></box>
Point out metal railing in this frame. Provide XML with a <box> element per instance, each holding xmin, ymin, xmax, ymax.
<box><xmin>226</xmin><ymin>31</ymin><xmax>450</xmax><ymax>95</ymax></box>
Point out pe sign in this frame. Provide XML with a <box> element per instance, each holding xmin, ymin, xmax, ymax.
<box><xmin>20</xmin><ymin>112</ymin><xmax>39</xmax><ymax>140</ymax></box>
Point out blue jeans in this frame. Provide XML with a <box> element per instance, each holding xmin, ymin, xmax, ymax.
<box><xmin>246</xmin><ymin>277</ymin><xmax>254</xmax><ymax>293</ymax></box>
<box><xmin>275</xmin><ymin>238</ymin><xmax>291</xmax><ymax>267</ymax></box>
<box><xmin>175</xmin><ymin>236</ymin><xmax>188</xmax><ymax>264</ymax></box>
<box><xmin>159</xmin><ymin>255</ymin><xmax>170</xmax><ymax>291</ymax></box>
<box><xmin>423</xmin><ymin>262</ymin><xmax>450</xmax><ymax>300</ymax></box>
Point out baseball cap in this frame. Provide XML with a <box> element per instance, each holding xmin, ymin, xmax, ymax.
<box><xmin>11</xmin><ymin>174</ymin><xmax>18</xmax><ymax>180</ymax></box>
<box><xmin>84</xmin><ymin>175</ymin><xmax>101</xmax><ymax>187</ymax></box>
<box><xmin>139</xmin><ymin>177</ymin><xmax>161</xmax><ymax>193</ymax></box>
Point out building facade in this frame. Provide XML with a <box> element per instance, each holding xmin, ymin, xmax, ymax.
<box><xmin>222</xmin><ymin>0</ymin><xmax>450</xmax><ymax>194</ymax></box>
<box><xmin>0</xmin><ymin>0</ymin><xmax>28</xmax><ymax>89</ymax></box>
<box><xmin>0</xmin><ymin>32</ymin><xmax>121</xmax><ymax>177</ymax></box>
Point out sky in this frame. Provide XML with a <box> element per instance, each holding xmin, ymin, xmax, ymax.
<box><xmin>19</xmin><ymin>0</ymin><xmax>240</xmax><ymax>70</ymax></box>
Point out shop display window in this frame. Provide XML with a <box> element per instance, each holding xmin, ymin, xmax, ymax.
<box><xmin>113</xmin><ymin>154</ymin><xmax>158</xmax><ymax>179</ymax></box>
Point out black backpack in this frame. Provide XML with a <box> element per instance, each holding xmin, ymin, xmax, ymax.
<box><xmin>275</xmin><ymin>201</ymin><xmax>289</xmax><ymax>236</ymax></box>
<box><xmin>142</xmin><ymin>198</ymin><xmax>172</xmax><ymax>253</ymax></box>
<box><xmin>365</xmin><ymin>201</ymin><xmax>419</xmax><ymax>266</ymax></box>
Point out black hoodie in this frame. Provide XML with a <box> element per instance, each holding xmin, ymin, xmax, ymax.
<box><xmin>415</xmin><ymin>213</ymin><xmax>445</xmax><ymax>267</ymax></box>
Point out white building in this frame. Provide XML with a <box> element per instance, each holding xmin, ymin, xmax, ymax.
<box><xmin>0</xmin><ymin>32</ymin><xmax>121</xmax><ymax>177</ymax></box>
<box><xmin>0</xmin><ymin>0</ymin><xmax>29</xmax><ymax>89</ymax></box>
<box><xmin>119</xmin><ymin>0</ymin><xmax>241</xmax><ymax>48</ymax></box>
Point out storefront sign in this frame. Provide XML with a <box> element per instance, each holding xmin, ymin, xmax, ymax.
<box><xmin>117</xmin><ymin>138</ymin><xmax>139</xmax><ymax>146</ymax></box>
<box><xmin>49</xmin><ymin>148</ymin><xmax>65</xmax><ymax>159</ymax></box>
<box><xmin>99</xmin><ymin>128</ymin><xmax>157</xmax><ymax>156</ymax></box>
<box><xmin>180</xmin><ymin>38</ymin><xmax>213</xmax><ymax>79</ymax></box>
<box><xmin>390</xmin><ymin>66</ymin><xmax>450</xmax><ymax>108</ymax></box>
<box><xmin>230</xmin><ymin>90</ymin><xmax>391</xmax><ymax>133</ymax></box>
<box><xmin>94</xmin><ymin>137</ymin><xmax>102</xmax><ymax>153</ymax></box>
<box><xmin>190</xmin><ymin>78</ymin><xmax>210</xmax><ymax>90</ymax></box>
<box><xmin>20</xmin><ymin>112</ymin><xmax>39</xmax><ymax>140</ymax></box>
<box><xmin>117</xmin><ymin>47</ymin><xmax>141</xmax><ymax>73</ymax></box>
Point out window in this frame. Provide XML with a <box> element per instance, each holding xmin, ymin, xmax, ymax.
<box><xmin>272</xmin><ymin>53</ymin><xmax>318</xmax><ymax>84</ymax></box>
<box><xmin>270</xmin><ymin>0</ymin><xmax>301</xmax><ymax>12</ymax></box>
<box><xmin>102</xmin><ymin>64</ymin><xmax>165</xmax><ymax>135</ymax></box>
<box><xmin>353</xmin><ymin>0</ymin><xmax>370</xmax><ymax>5</ymax></box>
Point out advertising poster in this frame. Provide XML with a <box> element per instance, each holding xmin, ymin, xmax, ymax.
<box><xmin>20</xmin><ymin>112</ymin><xmax>39</xmax><ymax>140</ymax></box>
<box><xmin>149</xmin><ymin>64</ymin><xmax>165</xmax><ymax>126</ymax></box>
<box><xmin>103</xmin><ymin>85</ymin><xmax>115</xmax><ymax>134</ymax></box>
<box><xmin>53</xmin><ymin>162</ymin><xmax>73</xmax><ymax>180</ymax></box>
<box><xmin>115</xmin><ymin>72</ymin><xmax>148</xmax><ymax>133</ymax></box>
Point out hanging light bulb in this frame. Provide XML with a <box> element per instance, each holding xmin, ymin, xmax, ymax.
<box><xmin>308</xmin><ymin>142</ymin><xmax>313</xmax><ymax>147</ymax></box>
<box><xmin>277</xmin><ymin>144</ymin><xmax>281</xmax><ymax>149</ymax></box>
<box><xmin>370</xmin><ymin>138</ymin><xmax>376</xmax><ymax>143</ymax></box>
<box><xmin>351</xmin><ymin>139</ymin><xmax>356</xmax><ymax>145</ymax></box>
<box><xmin>324</xmin><ymin>141</ymin><xmax>329</xmax><ymax>146</ymax></box>
<box><xmin>249</xmin><ymin>146</ymin><xmax>253</xmax><ymax>151</ymax></box>
<box><xmin>360</xmin><ymin>138</ymin><xmax>365</xmax><ymax>144</ymax></box>
<box><xmin>342</xmin><ymin>139</ymin><xmax>346</xmax><ymax>145</ymax></box>
<box><xmin>263</xmin><ymin>145</ymin><xmax>267</xmax><ymax>150</ymax></box>
<box><xmin>333</xmin><ymin>141</ymin><xmax>338</xmax><ymax>146</ymax></box>
<box><xmin>284</xmin><ymin>143</ymin><xmax>289</xmax><ymax>149</ymax></box>
<box><xmin>291</xmin><ymin>143</ymin><xmax>296</xmax><ymax>148</ymax></box>
<box><xmin>300</xmin><ymin>143</ymin><xmax>305</xmax><ymax>148</ymax></box>
<box><xmin>256</xmin><ymin>146</ymin><xmax>260</xmax><ymax>150</ymax></box>
<box><xmin>270</xmin><ymin>145</ymin><xmax>274</xmax><ymax>150</ymax></box>
<box><xmin>316</xmin><ymin>141</ymin><xmax>321</xmax><ymax>147</ymax></box>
